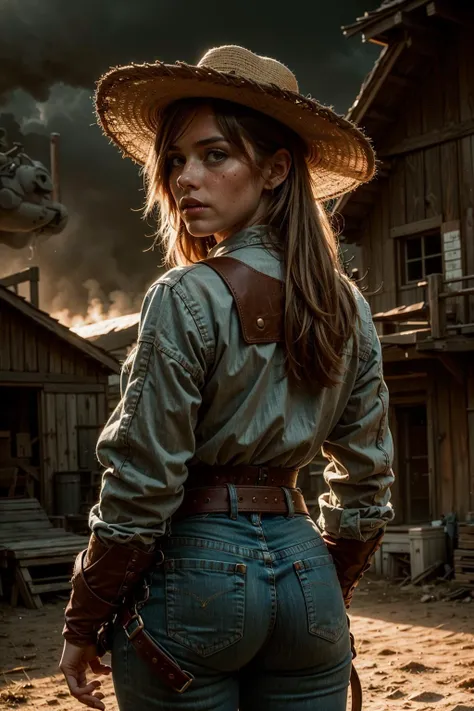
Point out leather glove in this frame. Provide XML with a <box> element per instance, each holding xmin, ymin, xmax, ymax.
<box><xmin>63</xmin><ymin>534</ymin><xmax>156</xmax><ymax>647</ymax></box>
<box><xmin>323</xmin><ymin>530</ymin><xmax>384</xmax><ymax>608</ymax></box>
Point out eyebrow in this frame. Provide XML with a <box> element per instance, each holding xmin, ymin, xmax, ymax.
<box><xmin>169</xmin><ymin>136</ymin><xmax>228</xmax><ymax>151</ymax></box>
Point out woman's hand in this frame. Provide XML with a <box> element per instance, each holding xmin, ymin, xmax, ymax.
<box><xmin>59</xmin><ymin>640</ymin><xmax>112</xmax><ymax>710</ymax></box>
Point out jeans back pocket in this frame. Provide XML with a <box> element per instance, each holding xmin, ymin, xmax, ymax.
<box><xmin>294</xmin><ymin>554</ymin><xmax>346</xmax><ymax>643</ymax></box>
<box><xmin>165</xmin><ymin>558</ymin><xmax>246</xmax><ymax>657</ymax></box>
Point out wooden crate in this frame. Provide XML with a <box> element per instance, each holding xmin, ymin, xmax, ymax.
<box><xmin>0</xmin><ymin>497</ymin><xmax>88</xmax><ymax>608</ymax></box>
<box><xmin>454</xmin><ymin>524</ymin><xmax>474</xmax><ymax>584</ymax></box>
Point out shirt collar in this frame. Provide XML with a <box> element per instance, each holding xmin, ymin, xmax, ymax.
<box><xmin>207</xmin><ymin>225</ymin><xmax>276</xmax><ymax>258</ymax></box>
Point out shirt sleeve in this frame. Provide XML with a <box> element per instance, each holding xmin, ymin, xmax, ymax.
<box><xmin>318</xmin><ymin>317</ymin><xmax>395</xmax><ymax>542</ymax></box>
<box><xmin>89</xmin><ymin>276</ymin><xmax>210</xmax><ymax>546</ymax></box>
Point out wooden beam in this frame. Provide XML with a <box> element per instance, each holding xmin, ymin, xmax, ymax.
<box><xmin>381</xmin><ymin>117</ymin><xmax>474</xmax><ymax>158</ymax></box>
<box><xmin>361</xmin><ymin>10</ymin><xmax>423</xmax><ymax>43</ymax></box>
<box><xmin>428</xmin><ymin>273</ymin><xmax>445</xmax><ymax>338</ymax></box>
<box><xmin>374</xmin><ymin>301</ymin><xmax>427</xmax><ymax>322</ymax></box>
<box><xmin>43</xmin><ymin>383</ymin><xmax>106</xmax><ymax>393</ymax></box>
<box><xmin>417</xmin><ymin>337</ymin><xmax>474</xmax><ymax>352</ymax></box>
<box><xmin>0</xmin><ymin>371</ymin><xmax>106</xmax><ymax>384</ymax></box>
<box><xmin>389</xmin><ymin>215</ymin><xmax>443</xmax><ymax>239</ymax></box>
<box><xmin>426</xmin><ymin>0</ymin><xmax>474</xmax><ymax>26</ymax></box>
<box><xmin>348</xmin><ymin>42</ymin><xmax>407</xmax><ymax>124</ymax></box>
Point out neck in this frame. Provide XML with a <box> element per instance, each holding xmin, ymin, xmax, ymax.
<box><xmin>214</xmin><ymin>199</ymin><xmax>270</xmax><ymax>244</ymax></box>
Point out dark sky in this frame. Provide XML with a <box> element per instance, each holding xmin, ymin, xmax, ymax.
<box><xmin>0</xmin><ymin>0</ymin><xmax>381</xmax><ymax>320</ymax></box>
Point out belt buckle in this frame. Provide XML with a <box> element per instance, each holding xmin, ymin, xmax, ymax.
<box><xmin>124</xmin><ymin>613</ymin><xmax>145</xmax><ymax>641</ymax></box>
<box><xmin>175</xmin><ymin>674</ymin><xmax>194</xmax><ymax>693</ymax></box>
<box><xmin>257</xmin><ymin>466</ymin><xmax>268</xmax><ymax>486</ymax></box>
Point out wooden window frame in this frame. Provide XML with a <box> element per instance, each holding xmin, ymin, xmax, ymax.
<box><xmin>400</xmin><ymin>230</ymin><xmax>444</xmax><ymax>286</ymax></box>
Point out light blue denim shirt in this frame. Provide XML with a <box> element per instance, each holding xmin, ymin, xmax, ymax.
<box><xmin>90</xmin><ymin>226</ymin><xmax>394</xmax><ymax>546</ymax></box>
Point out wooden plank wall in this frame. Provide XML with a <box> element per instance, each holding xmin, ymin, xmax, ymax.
<box><xmin>468</xmin><ymin>362</ymin><xmax>474</xmax><ymax>515</ymax></box>
<box><xmin>0</xmin><ymin>302</ymin><xmax>107</xmax><ymax>381</ymax></box>
<box><xmin>430</xmin><ymin>360</ymin><xmax>471</xmax><ymax>520</ymax></box>
<box><xmin>363</xmin><ymin>26</ymin><xmax>474</xmax><ymax>318</ymax></box>
<box><xmin>41</xmin><ymin>389</ymin><xmax>107</xmax><ymax>514</ymax></box>
<box><xmin>385</xmin><ymin>360</ymin><xmax>473</xmax><ymax>521</ymax></box>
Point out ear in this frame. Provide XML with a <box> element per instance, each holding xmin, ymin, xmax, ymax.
<box><xmin>263</xmin><ymin>149</ymin><xmax>292</xmax><ymax>190</ymax></box>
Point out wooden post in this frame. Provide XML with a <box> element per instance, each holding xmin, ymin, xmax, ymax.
<box><xmin>29</xmin><ymin>267</ymin><xmax>39</xmax><ymax>308</ymax></box>
<box><xmin>428</xmin><ymin>273</ymin><xmax>445</xmax><ymax>338</ymax></box>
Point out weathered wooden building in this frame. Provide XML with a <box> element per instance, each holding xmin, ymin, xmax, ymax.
<box><xmin>0</xmin><ymin>271</ymin><xmax>120</xmax><ymax>514</ymax></box>
<box><xmin>336</xmin><ymin>0</ymin><xmax>474</xmax><ymax>528</ymax></box>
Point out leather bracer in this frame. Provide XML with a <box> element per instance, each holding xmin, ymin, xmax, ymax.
<box><xmin>63</xmin><ymin>533</ymin><xmax>156</xmax><ymax>647</ymax></box>
<box><xmin>323</xmin><ymin>530</ymin><xmax>384</xmax><ymax>608</ymax></box>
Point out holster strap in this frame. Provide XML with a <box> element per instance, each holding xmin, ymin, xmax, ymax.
<box><xmin>351</xmin><ymin>664</ymin><xmax>363</xmax><ymax>711</ymax></box>
<box><xmin>187</xmin><ymin>464</ymin><xmax>299</xmax><ymax>488</ymax></box>
<box><xmin>119</xmin><ymin>606</ymin><xmax>193</xmax><ymax>693</ymax></box>
<box><xmin>176</xmin><ymin>485</ymin><xmax>308</xmax><ymax>519</ymax></box>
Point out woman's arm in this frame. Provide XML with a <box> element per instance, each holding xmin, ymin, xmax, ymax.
<box><xmin>318</xmin><ymin>311</ymin><xmax>395</xmax><ymax>605</ymax></box>
<box><xmin>90</xmin><ymin>275</ymin><xmax>210</xmax><ymax>546</ymax></box>
<box><xmin>63</xmin><ymin>272</ymin><xmax>211</xmax><ymax>646</ymax></box>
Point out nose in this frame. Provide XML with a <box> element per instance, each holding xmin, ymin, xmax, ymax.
<box><xmin>176</xmin><ymin>158</ymin><xmax>202</xmax><ymax>191</ymax></box>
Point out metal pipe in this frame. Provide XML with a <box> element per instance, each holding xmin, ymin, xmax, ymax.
<box><xmin>50</xmin><ymin>132</ymin><xmax>60</xmax><ymax>202</ymax></box>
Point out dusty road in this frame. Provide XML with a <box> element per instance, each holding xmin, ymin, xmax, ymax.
<box><xmin>1</xmin><ymin>578</ymin><xmax>473</xmax><ymax>710</ymax></box>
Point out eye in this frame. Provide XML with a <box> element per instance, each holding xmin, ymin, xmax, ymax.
<box><xmin>206</xmin><ymin>149</ymin><xmax>227</xmax><ymax>164</ymax></box>
<box><xmin>167</xmin><ymin>154</ymin><xmax>184</xmax><ymax>168</ymax></box>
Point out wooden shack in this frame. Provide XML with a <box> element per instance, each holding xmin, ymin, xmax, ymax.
<box><xmin>0</xmin><ymin>271</ymin><xmax>120</xmax><ymax>515</ymax></box>
<box><xmin>336</xmin><ymin>0</ymin><xmax>474</xmax><ymax>529</ymax></box>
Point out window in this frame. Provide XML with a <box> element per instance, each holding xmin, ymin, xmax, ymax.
<box><xmin>402</xmin><ymin>232</ymin><xmax>443</xmax><ymax>285</ymax></box>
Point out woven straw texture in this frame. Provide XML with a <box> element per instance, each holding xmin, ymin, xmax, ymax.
<box><xmin>95</xmin><ymin>45</ymin><xmax>375</xmax><ymax>201</ymax></box>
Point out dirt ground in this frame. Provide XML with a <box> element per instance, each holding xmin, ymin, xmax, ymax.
<box><xmin>1</xmin><ymin>578</ymin><xmax>473</xmax><ymax>711</ymax></box>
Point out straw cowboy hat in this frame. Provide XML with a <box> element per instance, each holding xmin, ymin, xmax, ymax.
<box><xmin>95</xmin><ymin>45</ymin><xmax>375</xmax><ymax>200</ymax></box>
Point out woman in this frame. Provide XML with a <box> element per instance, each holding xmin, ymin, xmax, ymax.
<box><xmin>60</xmin><ymin>45</ymin><xmax>394</xmax><ymax>711</ymax></box>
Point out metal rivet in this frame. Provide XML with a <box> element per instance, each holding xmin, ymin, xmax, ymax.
<box><xmin>256</xmin><ymin>317</ymin><xmax>265</xmax><ymax>329</ymax></box>
<box><xmin>205</xmin><ymin>497</ymin><xmax>211</xmax><ymax>503</ymax></box>
<box><xmin>264</xmin><ymin>497</ymin><xmax>268</xmax><ymax>503</ymax></box>
<box><xmin>168</xmin><ymin>673</ymin><xmax>175</xmax><ymax>680</ymax></box>
<box><xmin>252</xmin><ymin>496</ymin><xmax>257</xmax><ymax>503</ymax></box>
<box><xmin>274</xmin><ymin>497</ymin><xmax>279</xmax><ymax>503</ymax></box>
<box><xmin>238</xmin><ymin>496</ymin><xmax>244</xmax><ymax>502</ymax></box>
<box><xmin>152</xmin><ymin>657</ymin><xmax>158</xmax><ymax>664</ymax></box>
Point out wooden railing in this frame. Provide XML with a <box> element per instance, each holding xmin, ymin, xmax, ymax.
<box><xmin>427</xmin><ymin>273</ymin><xmax>474</xmax><ymax>338</ymax></box>
<box><xmin>373</xmin><ymin>273</ymin><xmax>474</xmax><ymax>339</ymax></box>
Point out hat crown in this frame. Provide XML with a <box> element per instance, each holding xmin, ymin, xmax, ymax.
<box><xmin>197</xmin><ymin>45</ymin><xmax>299</xmax><ymax>93</ymax></box>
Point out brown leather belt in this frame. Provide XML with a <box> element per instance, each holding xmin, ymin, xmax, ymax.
<box><xmin>186</xmin><ymin>464</ymin><xmax>299</xmax><ymax>488</ymax></box>
<box><xmin>176</xmin><ymin>485</ymin><xmax>308</xmax><ymax>519</ymax></box>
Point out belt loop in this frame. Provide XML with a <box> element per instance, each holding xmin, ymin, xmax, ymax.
<box><xmin>226</xmin><ymin>483</ymin><xmax>239</xmax><ymax>520</ymax></box>
<box><xmin>281</xmin><ymin>487</ymin><xmax>295</xmax><ymax>518</ymax></box>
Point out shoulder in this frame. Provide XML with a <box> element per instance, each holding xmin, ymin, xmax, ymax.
<box><xmin>150</xmin><ymin>261</ymin><xmax>236</xmax><ymax>316</ymax></box>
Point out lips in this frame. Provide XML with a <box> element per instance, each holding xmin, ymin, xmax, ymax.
<box><xmin>180</xmin><ymin>197</ymin><xmax>207</xmax><ymax>212</ymax></box>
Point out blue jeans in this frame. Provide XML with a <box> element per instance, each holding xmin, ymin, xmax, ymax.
<box><xmin>112</xmin><ymin>513</ymin><xmax>351</xmax><ymax>710</ymax></box>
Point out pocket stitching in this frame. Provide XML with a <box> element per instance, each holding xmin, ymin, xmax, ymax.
<box><xmin>166</xmin><ymin>559</ymin><xmax>246</xmax><ymax>657</ymax></box>
<box><xmin>294</xmin><ymin>557</ymin><xmax>346</xmax><ymax>643</ymax></box>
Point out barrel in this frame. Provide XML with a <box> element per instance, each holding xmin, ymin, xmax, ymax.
<box><xmin>55</xmin><ymin>471</ymin><xmax>81</xmax><ymax>515</ymax></box>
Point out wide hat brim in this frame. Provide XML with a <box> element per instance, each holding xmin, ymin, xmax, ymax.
<box><xmin>95</xmin><ymin>60</ymin><xmax>376</xmax><ymax>201</ymax></box>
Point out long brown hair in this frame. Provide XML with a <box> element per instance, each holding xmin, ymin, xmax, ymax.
<box><xmin>144</xmin><ymin>98</ymin><xmax>358</xmax><ymax>390</ymax></box>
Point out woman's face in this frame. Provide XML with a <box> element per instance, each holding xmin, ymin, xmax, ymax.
<box><xmin>167</xmin><ymin>106</ymin><xmax>269</xmax><ymax>242</ymax></box>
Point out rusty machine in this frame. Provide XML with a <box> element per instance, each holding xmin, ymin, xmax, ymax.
<box><xmin>0</xmin><ymin>128</ymin><xmax>68</xmax><ymax>250</ymax></box>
